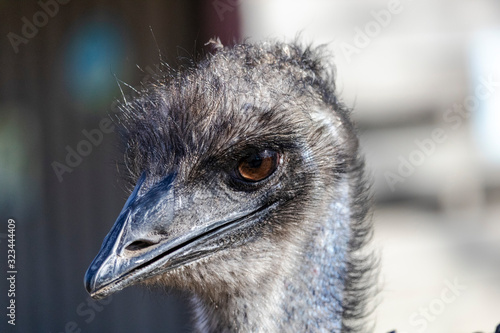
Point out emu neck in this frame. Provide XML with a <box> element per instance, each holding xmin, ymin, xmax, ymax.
<box><xmin>190</xmin><ymin>185</ymin><xmax>352</xmax><ymax>333</ymax></box>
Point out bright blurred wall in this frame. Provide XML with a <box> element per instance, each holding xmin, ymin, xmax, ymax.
<box><xmin>239</xmin><ymin>1</ymin><xmax>500</xmax><ymax>332</ymax></box>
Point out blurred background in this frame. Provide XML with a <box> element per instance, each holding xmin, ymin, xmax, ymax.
<box><xmin>0</xmin><ymin>0</ymin><xmax>499</xmax><ymax>332</ymax></box>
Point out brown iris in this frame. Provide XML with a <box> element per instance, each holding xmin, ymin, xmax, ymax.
<box><xmin>237</xmin><ymin>150</ymin><xmax>279</xmax><ymax>182</ymax></box>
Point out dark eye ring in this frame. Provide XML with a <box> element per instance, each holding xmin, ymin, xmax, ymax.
<box><xmin>237</xmin><ymin>150</ymin><xmax>280</xmax><ymax>182</ymax></box>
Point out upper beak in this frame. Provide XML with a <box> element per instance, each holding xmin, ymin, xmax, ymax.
<box><xmin>84</xmin><ymin>172</ymin><xmax>273</xmax><ymax>299</ymax></box>
<box><xmin>84</xmin><ymin>172</ymin><xmax>176</xmax><ymax>299</ymax></box>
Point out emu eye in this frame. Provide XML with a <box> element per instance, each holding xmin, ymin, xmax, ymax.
<box><xmin>237</xmin><ymin>150</ymin><xmax>280</xmax><ymax>182</ymax></box>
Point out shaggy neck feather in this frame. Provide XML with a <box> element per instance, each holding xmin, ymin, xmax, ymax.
<box><xmin>190</xmin><ymin>181</ymin><xmax>352</xmax><ymax>333</ymax></box>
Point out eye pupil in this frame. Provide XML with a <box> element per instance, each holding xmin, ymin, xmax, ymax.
<box><xmin>237</xmin><ymin>150</ymin><xmax>279</xmax><ymax>182</ymax></box>
<box><xmin>247</xmin><ymin>156</ymin><xmax>263</xmax><ymax>168</ymax></box>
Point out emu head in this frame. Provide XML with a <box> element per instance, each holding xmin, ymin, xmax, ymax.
<box><xmin>85</xmin><ymin>42</ymin><xmax>362</xmax><ymax>309</ymax></box>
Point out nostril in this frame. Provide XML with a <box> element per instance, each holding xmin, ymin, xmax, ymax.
<box><xmin>125</xmin><ymin>240</ymin><xmax>157</xmax><ymax>252</ymax></box>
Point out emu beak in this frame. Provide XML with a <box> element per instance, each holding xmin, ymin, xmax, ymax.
<box><xmin>84</xmin><ymin>172</ymin><xmax>175</xmax><ymax>299</ymax></box>
<box><xmin>84</xmin><ymin>172</ymin><xmax>274</xmax><ymax>299</ymax></box>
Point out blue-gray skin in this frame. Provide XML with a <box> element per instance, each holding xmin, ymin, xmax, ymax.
<box><xmin>85</xmin><ymin>40</ymin><xmax>374</xmax><ymax>333</ymax></box>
